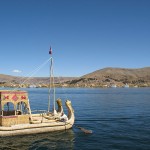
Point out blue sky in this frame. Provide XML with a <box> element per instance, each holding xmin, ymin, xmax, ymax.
<box><xmin>0</xmin><ymin>0</ymin><xmax>150</xmax><ymax>77</ymax></box>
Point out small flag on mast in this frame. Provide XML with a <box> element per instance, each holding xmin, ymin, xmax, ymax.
<box><xmin>49</xmin><ymin>46</ymin><xmax>52</xmax><ymax>55</ymax></box>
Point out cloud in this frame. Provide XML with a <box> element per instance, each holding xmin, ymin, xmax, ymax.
<box><xmin>12</xmin><ymin>69</ymin><xmax>22</xmax><ymax>73</ymax></box>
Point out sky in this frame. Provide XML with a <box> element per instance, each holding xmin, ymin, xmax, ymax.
<box><xmin>0</xmin><ymin>0</ymin><xmax>150</xmax><ymax>77</ymax></box>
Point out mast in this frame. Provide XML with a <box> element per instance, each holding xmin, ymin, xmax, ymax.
<box><xmin>48</xmin><ymin>47</ymin><xmax>56</xmax><ymax>114</ymax></box>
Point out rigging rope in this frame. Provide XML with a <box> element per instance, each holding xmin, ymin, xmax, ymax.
<box><xmin>5</xmin><ymin>56</ymin><xmax>63</xmax><ymax>115</ymax></box>
<box><xmin>8</xmin><ymin>57</ymin><xmax>51</xmax><ymax>92</ymax></box>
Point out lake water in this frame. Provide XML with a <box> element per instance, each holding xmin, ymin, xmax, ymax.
<box><xmin>0</xmin><ymin>87</ymin><xmax>150</xmax><ymax>150</ymax></box>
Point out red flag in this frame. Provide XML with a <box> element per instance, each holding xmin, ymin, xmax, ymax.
<box><xmin>49</xmin><ymin>46</ymin><xmax>52</xmax><ymax>55</ymax></box>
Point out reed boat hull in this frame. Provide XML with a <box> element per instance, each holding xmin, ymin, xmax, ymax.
<box><xmin>0</xmin><ymin>92</ymin><xmax>75</xmax><ymax>137</ymax></box>
<box><xmin>0</xmin><ymin>118</ymin><xmax>74</xmax><ymax>137</ymax></box>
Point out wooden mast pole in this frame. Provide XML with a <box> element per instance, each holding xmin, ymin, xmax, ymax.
<box><xmin>48</xmin><ymin>46</ymin><xmax>52</xmax><ymax>113</ymax></box>
<box><xmin>48</xmin><ymin>46</ymin><xmax>57</xmax><ymax>115</ymax></box>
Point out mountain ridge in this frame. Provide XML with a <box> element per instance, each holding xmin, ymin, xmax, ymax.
<box><xmin>1</xmin><ymin>67</ymin><xmax>150</xmax><ymax>87</ymax></box>
<box><xmin>82</xmin><ymin>67</ymin><xmax>150</xmax><ymax>78</ymax></box>
<box><xmin>66</xmin><ymin>67</ymin><xmax>150</xmax><ymax>87</ymax></box>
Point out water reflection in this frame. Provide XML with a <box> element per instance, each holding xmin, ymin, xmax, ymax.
<box><xmin>0</xmin><ymin>129</ymin><xmax>75</xmax><ymax>150</ymax></box>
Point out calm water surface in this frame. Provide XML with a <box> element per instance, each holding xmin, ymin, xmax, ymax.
<box><xmin>0</xmin><ymin>87</ymin><xmax>150</xmax><ymax>150</ymax></box>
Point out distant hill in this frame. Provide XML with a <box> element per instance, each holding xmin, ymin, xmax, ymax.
<box><xmin>83</xmin><ymin>67</ymin><xmax>150</xmax><ymax>80</ymax></box>
<box><xmin>1</xmin><ymin>67</ymin><xmax>150</xmax><ymax>88</ymax></box>
<box><xmin>65</xmin><ymin>67</ymin><xmax>150</xmax><ymax>87</ymax></box>
<box><xmin>0</xmin><ymin>74</ymin><xmax>77</xmax><ymax>87</ymax></box>
<box><xmin>0</xmin><ymin>74</ymin><xmax>15</xmax><ymax>82</ymax></box>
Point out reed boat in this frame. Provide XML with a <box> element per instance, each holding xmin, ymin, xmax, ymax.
<box><xmin>0</xmin><ymin>47</ymin><xmax>75</xmax><ymax>137</ymax></box>
<box><xmin>0</xmin><ymin>90</ymin><xmax>74</xmax><ymax>137</ymax></box>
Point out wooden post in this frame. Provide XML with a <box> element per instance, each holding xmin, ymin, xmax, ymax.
<box><xmin>28</xmin><ymin>99</ymin><xmax>32</xmax><ymax>121</ymax></box>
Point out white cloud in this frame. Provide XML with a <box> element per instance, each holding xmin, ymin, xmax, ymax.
<box><xmin>12</xmin><ymin>69</ymin><xmax>22</xmax><ymax>73</ymax></box>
